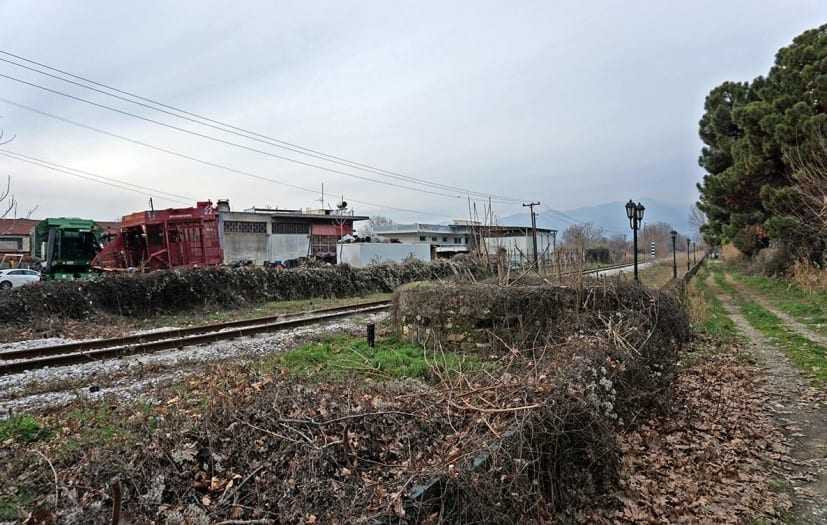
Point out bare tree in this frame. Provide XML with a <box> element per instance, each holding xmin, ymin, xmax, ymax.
<box><xmin>786</xmin><ymin>138</ymin><xmax>827</xmax><ymax>240</ymax></box>
<box><xmin>0</xmin><ymin>175</ymin><xmax>15</xmax><ymax>219</ymax></box>
<box><xmin>560</xmin><ymin>223</ymin><xmax>604</xmax><ymax>249</ymax></box>
<box><xmin>688</xmin><ymin>204</ymin><xmax>707</xmax><ymax>242</ymax></box>
<box><xmin>0</xmin><ymin>127</ymin><xmax>37</xmax><ymax>234</ymax></box>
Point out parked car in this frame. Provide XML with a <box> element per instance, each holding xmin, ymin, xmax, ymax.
<box><xmin>0</xmin><ymin>269</ymin><xmax>41</xmax><ymax>289</ymax></box>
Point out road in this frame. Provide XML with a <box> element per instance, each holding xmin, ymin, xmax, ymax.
<box><xmin>591</xmin><ymin>260</ymin><xmax>656</xmax><ymax>277</ymax></box>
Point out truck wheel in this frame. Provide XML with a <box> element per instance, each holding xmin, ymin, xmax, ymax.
<box><xmin>0</xmin><ymin>281</ymin><xmax>11</xmax><ymax>290</ymax></box>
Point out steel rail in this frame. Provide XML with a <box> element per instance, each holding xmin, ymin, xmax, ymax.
<box><xmin>0</xmin><ymin>262</ymin><xmax>646</xmax><ymax>376</ymax></box>
<box><xmin>0</xmin><ymin>302</ymin><xmax>390</xmax><ymax>375</ymax></box>
<box><xmin>0</xmin><ymin>299</ymin><xmax>391</xmax><ymax>362</ymax></box>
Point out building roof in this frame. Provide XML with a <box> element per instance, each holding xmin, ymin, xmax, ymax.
<box><xmin>374</xmin><ymin>223</ymin><xmax>464</xmax><ymax>235</ymax></box>
<box><xmin>96</xmin><ymin>221</ymin><xmax>122</xmax><ymax>232</ymax></box>
<box><xmin>223</xmin><ymin>210</ymin><xmax>369</xmax><ymax>222</ymax></box>
<box><xmin>0</xmin><ymin>218</ymin><xmax>38</xmax><ymax>236</ymax></box>
<box><xmin>374</xmin><ymin>223</ymin><xmax>555</xmax><ymax>235</ymax></box>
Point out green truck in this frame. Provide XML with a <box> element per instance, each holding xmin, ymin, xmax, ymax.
<box><xmin>32</xmin><ymin>218</ymin><xmax>104</xmax><ymax>280</ymax></box>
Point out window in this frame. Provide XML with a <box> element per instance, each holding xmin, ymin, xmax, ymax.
<box><xmin>431</xmin><ymin>237</ymin><xmax>437</xmax><ymax>242</ymax></box>
<box><xmin>272</xmin><ymin>222</ymin><xmax>310</xmax><ymax>234</ymax></box>
<box><xmin>311</xmin><ymin>235</ymin><xmax>338</xmax><ymax>255</ymax></box>
<box><xmin>419</xmin><ymin>236</ymin><xmax>426</xmax><ymax>241</ymax></box>
<box><xmin>454</xmin><ymin>237</ymin><xmax>461</xmax><ymax>244</ymax></box>
<box><xmin>0</xmin><ymin>237</ymin><xmax>22</xmax><ymax>251</ymax></box>
<box><xmin>442</xmin><ymin>237</ymin><xmax>448</xmax><ymax>242</ymax></box>
<box><xmin>224</xmin><ymin>221</ymin><xmax>266</xmax><ymax>234</ymax></box>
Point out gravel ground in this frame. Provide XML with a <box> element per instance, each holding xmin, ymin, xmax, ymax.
<box><xmin>0</xmin><ymin>336</ymin><xmax>77</xmax><ymax>354</ymax></box>
<box><xmin>0</xmin><ymin>312</ymin><xmax>387</xmax><ymax>416</ymax></box>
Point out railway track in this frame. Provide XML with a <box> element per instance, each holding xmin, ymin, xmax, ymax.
<box><xmin>0</xmin><ymin>299</ymin><xmax>391</xmax><ymax>375</ymax></box>
<box><xmin>0</xmin><ymin>261</ymin><xmax>647</xmax><ymax>376</ymax></box>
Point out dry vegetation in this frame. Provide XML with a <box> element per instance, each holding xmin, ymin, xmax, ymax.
<box><xmin>0</xmin><ymin>258</ymin><xmax>482</xmax><ymax>341</ymax></box>
<box><xmin>0</xmin><ymin>266</ymin><xmax>804</xmax><ymax>523</ymax></box>
<box><xmin>2</xmin><ymin>280</ymin><xmax>692</xmax><ymax>523</ymax></box>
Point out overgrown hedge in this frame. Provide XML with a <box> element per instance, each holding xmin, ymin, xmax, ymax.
<box><xmin>0</xmin><ymin>259</ymin><xmax>485</xmax><ymax>325</ymax></box>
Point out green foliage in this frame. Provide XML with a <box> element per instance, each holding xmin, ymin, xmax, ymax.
<box><xmin>0</xmin><ymin>415</ymin><xmax>49</xmax><ymax>444</ymax></box>
<box><xmin>265</xmin><ymin>336</ymin><xmax>480</xmax><ymax>381</ymax></box>
<box><xmin>731</xmin><ymin>270</ymin><xmax>827</xmax><ymax>337</ymax></box>
<box><xmin>692</xmin><ymin>267</ymin><xmax>739</xmax><ymax>342</ymax></box>
<box><xmin>738</xmin><ymin>300</ymin><xmax>827</xmax><ymax>384</ymax></box>
<box><xmin>696</xmin><ymin>24</ymin><xmax>827</xmax><ymax>259</ymax></box>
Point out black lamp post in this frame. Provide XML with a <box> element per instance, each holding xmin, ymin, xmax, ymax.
<box><xmin>686</xmin><ymin>238</ymin><xmax>691</xmax><ymax>271</ymax></box>
<box><xmin>625</xmin><ymin>200</ymin><xmax>645</xmax><ymax>281</ymax></box>
<box><xmin>670</xmin><ymin>230</ymin><xmax>678</xmax><ymax>279</ymax></box>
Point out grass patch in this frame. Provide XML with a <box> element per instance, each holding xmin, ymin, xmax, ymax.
<box><xmin>729</xmin><ymin>271</ymin><xmax>827</xmax><ymax>337</ymax></box>
<box><xmin>55</xmin><ymin>404</ymin><xmax>146</xmax><ymax>459</ymax></box>
<box><xmin>0</xmin><ymin>487</ymin><xmax>36</xmax><ymax>521</ymax></box>
<box><xmin>736</xmin><ymin>301</ymin><xmax>827</xmax><ymax>383</ymax></box>
<box><xmin>713</xmin><ymin>267</ymin><xmax>827</xmax><ymax>384</ymax></box>
<box><xmin>691</xmin><ymin>266</ymin><xmax>739</xmax><ymax>342</ymax></box>
<box><xmin>0</xmin><ymin>414</ymin><xmax>50</xmax><ymax>444</ymax></box>
<box><xmin>261</xmin><ymin>335</ymin><xmax>481</xmax><ymax>381</ymax></box>
<box><xmin>130</xmin><ymin>292</ymin><xmax>393</xmax><ymax>330</ymax></box>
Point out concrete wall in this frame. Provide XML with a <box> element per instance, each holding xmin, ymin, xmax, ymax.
<box><xmin>337</xmin><ymin>243</ymin><xmax>431</xmax><ymax>268</ymax></box>
<box><xmin>223</xmin><ymin>232</ymin><xmax>268</xmax><ymax>265</ymax></box>
<box><xmin>267</xmin><ymin>234</ymin><xmax>309</xmax><ymax>262</ymax></box>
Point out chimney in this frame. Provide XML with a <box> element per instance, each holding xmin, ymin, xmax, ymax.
<box><xmin>216</xmin><ymin>199</ymin><xmax>231</xmax><ymax>213</ymax></box>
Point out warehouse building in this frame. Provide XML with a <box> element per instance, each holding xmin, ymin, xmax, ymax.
<box><xmin>372</xmin><ymin>221</ymin><xmax>555</xmax><ymax>266</ymax></box>
<box><xmin>217</xmin><ymin>200</ymin><xmax>368</xmax><ymax>265</ymax></box>
<box><xmin>372</xmin><ymin>222</ymin><xmax>471</xmax><ymax>258</ymax></box>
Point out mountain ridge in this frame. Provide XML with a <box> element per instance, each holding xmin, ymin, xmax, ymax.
<box><xmin>499</xmin><ymin>198</ymin><xmax>693</xmax><ymax>236</ymax></box>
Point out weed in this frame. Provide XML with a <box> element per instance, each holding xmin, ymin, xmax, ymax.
<box><xmin>714</xmin><ymin>267</ymin><xmax>827</xmax><ymax>384</ymax></box>
<box><xmin>0</xmin><ymin>414</ymin><xmax>50</xmax><ymax>444</ymax></box>
<box><xmin>261</xmin><ymin>335</ymin><xmax>481</xmax><ymax>381</ymax></box>
<box><xmin>689</xmin><ymin>266</ymin><xmax>739</xmax><ymax>342</ymax></box>
<box><xmin>729</xmin><ymin>270</ymin><xmax>827</xmax><ymax>337</ymax></box>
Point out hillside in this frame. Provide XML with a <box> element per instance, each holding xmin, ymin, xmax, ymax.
<box><xmin>500</xmin><ymin>198</ymin><xmax>691</xmax><ymax>236</ymax></box>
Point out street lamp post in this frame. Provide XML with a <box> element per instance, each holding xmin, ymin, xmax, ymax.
<box><xmin>670</xmin><ymin>230</ymin><xmax>678</xmax><ymax>279</ymax></box>
<box><xmin>625</xmin><ymin>200</ymin><xmax>645</xmax><ymax>282</ymax></box>
<box><xmin>686</xmin><ymin>238</ymin><xmax>691</xmax><ymax>271</ymax></box>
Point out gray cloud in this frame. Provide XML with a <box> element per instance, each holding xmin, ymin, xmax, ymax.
<box><xmin>1</xmin><ymin>0</ymin><xmax>825</xmax><ymax>223</ymax></box>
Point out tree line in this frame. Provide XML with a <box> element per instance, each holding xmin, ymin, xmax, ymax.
<box><xmin>697</xmin><ymin>24</ymin><xmax>827</xmax><ymax>266</ymax></box>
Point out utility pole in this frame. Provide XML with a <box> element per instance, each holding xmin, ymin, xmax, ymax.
<box><xmin>523</xmin><ymin>202</ymin><xmax>540</xmax><ymax>270</ymax></box>
<box><xmin>550</xmin><ymin>229</ymin><xmax>557</xmax><ymax>276</ymax></box>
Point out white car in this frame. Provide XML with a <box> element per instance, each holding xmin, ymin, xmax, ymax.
<box><xmin>0</xmin><ymin>269</ymin><xmax>41</xmax><ymax>289</ymax></box>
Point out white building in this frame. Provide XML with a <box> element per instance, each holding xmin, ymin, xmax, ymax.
<box><xmin>337</xmin><ymin>242</ymin><xmax>431</xmax><ymax>268</ymax></box>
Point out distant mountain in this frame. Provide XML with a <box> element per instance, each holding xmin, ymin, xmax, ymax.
<box><xmin>500</xmin><ymin>198</ymin><xmax>692</xmax><ymax>237</ymax></box>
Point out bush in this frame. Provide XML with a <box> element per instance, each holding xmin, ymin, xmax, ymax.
<box><xmin>746</xmin><ymin>246</ymin><xmax>794</xmax><ymax>276</ymax></box>
<box><xmin>0</xmin><ymin>259</ymin><xmax>486</xmax><ymax>325</ymax></box>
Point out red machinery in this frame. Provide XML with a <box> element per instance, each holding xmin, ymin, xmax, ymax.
<box><xmin>92</xmin><ymin>201</ymin><xmax>223</xmax><ymax>271</ymax></box>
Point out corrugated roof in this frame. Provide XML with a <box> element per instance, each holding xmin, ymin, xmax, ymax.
<box><xmin>0</xmin><ymin>218</ymin><xmax>38</xmax><ymax>236</ymax></box>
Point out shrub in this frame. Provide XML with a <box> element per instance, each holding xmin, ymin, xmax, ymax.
<box><xmin>0</xmin><ymin>259</ymin><xmax>486</xmax><ymax>325</ymax></box>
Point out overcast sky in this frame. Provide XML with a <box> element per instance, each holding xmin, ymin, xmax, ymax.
<box><xmin>1</xmin><ymin>1</ymin><xmax>826</xmax><ymax>223</ymax></box>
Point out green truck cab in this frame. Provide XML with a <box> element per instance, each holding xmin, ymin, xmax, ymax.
<box><xmin>32</xmin><ymin>218</ymin><xmax>104</xmax><ymax>280</ymax></box>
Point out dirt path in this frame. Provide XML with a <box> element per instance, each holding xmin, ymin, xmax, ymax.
<box><xmin>707</xmin><ymin>273</ymin><xmax>827</xmax><ymax>523</ymax></box>
<box><xmin>724</xmin><ymin>272</ymin><xmax>827</xmax><ymax>347</ymax></box>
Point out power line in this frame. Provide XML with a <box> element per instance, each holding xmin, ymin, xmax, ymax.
<box><xmin>0</xmin><ymin>150</ymin><xmax>193</xmax><ymax>205</ymax></box>
<box><xmin>0</xmin><ymin>70</ymin><xmax>521</xmax><ymax>205</ymax></box>
<box><xmin>0</xmin><ymin>97</ymin><xmax>456</xmax><ymax>219</ymax></box>
<box><xmin>0</xmin><ymin>52</ymin><xmax>525</xmax><ymax>203</ymax></box>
